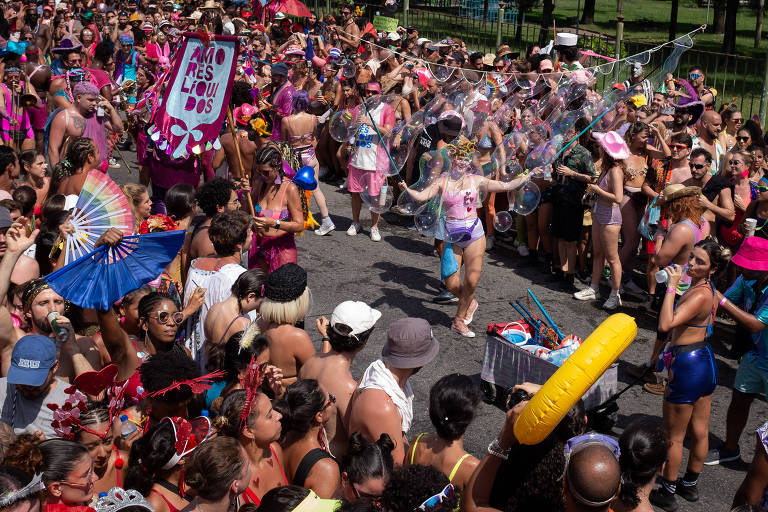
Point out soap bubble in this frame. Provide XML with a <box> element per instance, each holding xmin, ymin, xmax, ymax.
<box><xmin>443</xmin><ymin>218</ymin><xmax>478</xmax><ymax>244</ymax></box>
<box><xmin>509</xmin><ymin>181</ymin><xmax>541</xmax><ymax>215</ymax></box>
<box><xmin>415</xmin><ymin>208</ymin><xmax>438</xmax><ymax>236</ymax></box>
<box><xmin>329</xmin><ymin>110</ymin><xmax>357</xmax><ymax>142</ymax></box>
<box><xmin>340</xmin><ymin>58</ymin><xmax>356</xmax><ymax>79</ymax></box>
<box><xmin>493</xmin><ymin>211</ymin><xmax>513</xmax><ymax>232</ymax></box>
<box><xmin>361</xmin><ymin>175</ymin><xmax>393</xmax><ymax>214</ymax></box>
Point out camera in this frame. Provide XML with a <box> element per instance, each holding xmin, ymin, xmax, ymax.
<box><xmin>505</xmin><ymin>388</ymin><xmax>531</xmax><ymax>410</ymax></box>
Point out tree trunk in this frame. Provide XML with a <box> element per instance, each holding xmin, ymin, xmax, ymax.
<box><xmin>722</xmin><ymin>0</ymin><xmax>739</xmax><ymax>53</ymax></box>
<box><xmin>756</xmin><ymin>0</ymin><xmax>765</xmax><ymax>48</ymax></box>
<box><xmin>580</xmin><ymin>0</ymin><xmax>596</xmax><ymax>25</ymax></box>
<box><xmin>713</xmin><ymin>0</ymin><xmax>726</xmax><ymax>34</ymax></box>
<box><xmin>669</xmin><ymin>0</ymin><xmax>679</xmax><ymax>40</ymax></box>
<box><xmin>538</xmin><ymin>0</ymin><xmax>554</xmax><ymax>46</ymax></box>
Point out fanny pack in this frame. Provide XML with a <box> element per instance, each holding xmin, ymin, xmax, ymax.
<box><xmin>444</xmin><ymin>218</ymin><xmax>479</xmax><ymax>243</ymax></box>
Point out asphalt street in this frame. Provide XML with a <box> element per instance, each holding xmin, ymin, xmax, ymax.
<box><xmin>110</xmin><ymin>151</ymin><xmax>767</xmax><ymax>511</ymax></box>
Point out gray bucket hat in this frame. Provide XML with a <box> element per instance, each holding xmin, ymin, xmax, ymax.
<box><xmin>381</xmin><ymin>318</ymin><xmax>439</xmax><ymax>369</ymax></box>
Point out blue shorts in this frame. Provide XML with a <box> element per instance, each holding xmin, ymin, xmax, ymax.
<box><xmin>664</xmin><ymin>341</ymin><xmax>718</xmax><ymax>404</ymax></box>
<box><xmin>734</xmin><ymin>351</ymin><xmax>768</xmax><ymax>398</ymax></box>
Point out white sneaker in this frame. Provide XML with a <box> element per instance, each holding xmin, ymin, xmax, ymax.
<box><xmin>370</xmin><ymin>226</ymin><xmax>381</xmax><ymax>242</ymax></box>
<box><xmin>338</xmin><ymin>178</ymin><xmax>348</xmax><ymax>189</ymax></box>
<box><xmin>603</xmin><ymin>293</ymin><xmax>622</xmax><ymax>311</ymax></box>
<box><xmin>517</xmin><ymin>244</ymin><xmax>530</xmax><ymax>257</ymax></box>
<box><xmin>109</xmin><ymin>157</ymin><xmax>120</xmax><ymax>168</ymax></box>
<box><xmin>573</xmin><ymin>287</ymin><xmax>598</xmax><ymax>301</ymax></box>
<box><xmin>315</xmin><ymin>218</ymin><xmax>336</xmax><ymax>236</ymax></box>
<box><xmin>485</xmin><ymin>235</ymin><xmax>494</xmax><ymax>250</ymax></box>
<box><xmin>346</xmin><ymin>222</ymin><xmax>361</xmax><ymax>236</ymax></box>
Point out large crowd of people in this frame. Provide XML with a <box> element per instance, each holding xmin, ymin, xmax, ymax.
<box><xmin>0</xmin><ymin>1</ymin><xmax>766</xmax><ymax>512</ymax></box>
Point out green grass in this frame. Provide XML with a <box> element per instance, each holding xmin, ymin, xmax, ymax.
<box><xmin>523</xmin><ymin>0</ymin><xmax>767</xmax><ymax>58</ymax></box>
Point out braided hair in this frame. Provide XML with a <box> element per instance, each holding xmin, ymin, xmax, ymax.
<box><xmin>254</xmin><ymin>144</ymin><xmax>309</xmax><ymax>225</ymax></box>
<box><xmin>50</xmin><ymin>138</ymin><xmax>96</xmax><ymax>199</ymax></box>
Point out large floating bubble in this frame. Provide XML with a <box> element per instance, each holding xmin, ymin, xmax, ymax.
<box><xmin>415</xmin><ymin>208</ymin><xmax>439</xmax><ymax>236</ymax></box>
<box><xmin>329</xmin><ymin>110</ymin><xmax>357</xmax><ymax>142</ymax></box>
<box><xmin>509</xmin><ymin>181</ymin><xmax>541</xmax><ymax>215</ymax></box>
<box><xmin>493</xmin><ymin>211</ymin><xmax>513</xmax><ymax>232</ymax></box>
<box><xmin>361</xmin><ymin>176</ymin><xmax>393</xmax><ymax>214</ymax></box>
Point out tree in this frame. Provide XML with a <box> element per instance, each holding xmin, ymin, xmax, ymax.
<box><xmin>722</xmin><ymin>0</ymin><xmax>738</xmax><ymax>53</ymax></box>
<box><xmin>713</xmin><ymin>0</ymin><xmax>726</xmax><ymax>34</ymax></box>
<box><xmin>514</xmin><ymin>0</ymin><xmax>537</xmax><ymax>43</ymax></box>
<box><xmin>755</xmin><ymin>0</ymin><xmax>765</xmax><ymax>48</ymax></box>
<box><xmin>581</xmin><ymin>0</ymin><xmax>596</xmax><ymax>25</ymax></box>
<box><xmin>539</xmin><ymin>0</ymin><xmax>554</xmax><ymax>46</ymax></box>
<box><xmin>669</xmin><ymin>0</ymin><xmax>679</xmax><ymax>40</ymax></box>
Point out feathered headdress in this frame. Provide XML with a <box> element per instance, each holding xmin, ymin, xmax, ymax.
<box><xmin>239</xmin><ymin>356</ymin><xmax>264</xmax><ymax>431</ymax></box>
<box><xmin>46</xmin><ymin>364</ymin><xmax>127</xmax><ymax>440</ymax></box>
<box><xmin>148</xmin><ymin>370</ymin><xmax>226</xmax><ymax>398</ymax></box>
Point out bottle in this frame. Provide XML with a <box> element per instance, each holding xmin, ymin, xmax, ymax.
<box><xmin>120</xmin><ymin>414</ymin><xmax>138</xmax><ymax>438</ymax></box>
<box><xmin>655</xmin><ymin>269</ymin><xmax>668</xmax><ymax>284</ymax></box>
<box><xmin>47</xmin><ymin>312</ymin><xmax>69</xmax><ymax>344</ymax></box>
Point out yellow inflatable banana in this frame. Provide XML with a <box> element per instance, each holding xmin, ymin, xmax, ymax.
<box><xmin>514</xmin><ymin>313</ymin><xmax>637</xmax><ymax>445</ymax></box>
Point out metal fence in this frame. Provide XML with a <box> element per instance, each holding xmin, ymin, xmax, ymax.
<box><xmin>317</xmin><ymin>2</ymin><xmax>765</xmax><ymax>121</ymax></box>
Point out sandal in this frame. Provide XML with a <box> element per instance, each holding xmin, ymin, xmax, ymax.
<box><xmin>451</xmin><ymin>321</ymin><xmax>476</xmax><ymax>338</ymax></box>
<box><xmin>464</xmin><ymin>299</ymin><xmax>479</xmax><ymax>325</ymax></box>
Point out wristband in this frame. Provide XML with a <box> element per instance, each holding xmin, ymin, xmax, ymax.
<box><xmin>719</xmin><ymin>297</ymin><xmax>728</xmax><ymax>306</ymax></box>
<box><xmin>487</xmin><ymin>438</ymin><xmax>510</xmax><ymax>460</ymax></box>
<box><xmin>666</xmin><ymin>287</ymin><xmax>677</xmax><ymax>294</ymax></box>
<box><xmin>321</xmin><ymin>336</ymin><xmax>330</xmax><ymax>342</ymax></box>
<box><xmin>275</xmin><ymin>219</ymin><xmax>281</xmax><ymax>230</ymax></box>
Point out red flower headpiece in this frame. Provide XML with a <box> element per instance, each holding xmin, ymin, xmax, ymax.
<box><xmin>239</xmin><ymin>356</ymin><xmax>264</xmax><ymax>430</ymax></box>
<box><xmin>47</xmin><ymin>364</ymin><xmax>127</xmax><ymax>439</ymax></box>
<box><xmin>160</xmin><ymin>416</ymin><xmax>212</xmax><ymax>470</ymax></box>
<box><xmin>138</xmin><ymin>214</ymin><xmax>178</xmax><ymax>234</ymax></box>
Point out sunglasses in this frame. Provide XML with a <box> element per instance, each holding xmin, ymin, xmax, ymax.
<box><xmin>62</xmin><ymin>465</ymin><xmax>94</xmax><ymax>490</ymax></box>
<box><xmin>150</xmin><ymin>310</ymin><xmax>184</xmax><ymax>325</ymax></box>
<box><xmin>669</xmin><ymin>144</ymin><xmax>689</xmax><ymax>150</ymax></box>
<box><xmin>729</xmin><ymin>160</ymin><xmax>744</xmax><ymax>166</ymax></box>
<box><xmin>417</xmin><ymin>484</ymin><xmax>455</xmax><ymax>511</ymax></box>
<box><xmin>351</xmin><ymin>483</ymin><xmax>380</xmax><ymax>500</ymax></box>
<box><xmin>689</xmin><ymin>73</ymin><xmax>701</xmax><ymax>80</ymax></box>
<box><xmin>560</xmin><ymin>433</ymin><xmax>620</xmax><ymax>483</ymax></box>
<box><xmin>688</xmin><ymin>163</ymin><xmax>706</xmax><ymax>170</ymax></box>
<box><xmin>757</xmin><ymin>185</ymin><xmax>768</xmax><ymax>193</ymax></box>
<box><xmin>731</xmin><ymin>118</ymin><xmax>743</xmax><ymax>123</ymax></box>
<box><xmin>736</xmin><ymin>136</ymin><xmax>750</xmax><ymax>141</ymax></box>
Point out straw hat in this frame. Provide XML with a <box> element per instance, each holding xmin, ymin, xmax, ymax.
<box><xmin>482</xmin><ymin>53</ymin><xmax>495</xmax><ymax>67</ymax></box>
<box><xmin>496</xmin><ymin>44</ymin><xmax>518</xmax><ymax>59</ymax></box>
<box><xmin>661</xmin><ymin>184</ymin><xmax>701</xmax><ymax>203</ymax></box>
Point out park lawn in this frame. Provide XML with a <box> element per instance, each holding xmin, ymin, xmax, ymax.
<box><xmin>523</xmin><ymin>0</ymin><xmax>767</xmax><ymax>57</ymax></box>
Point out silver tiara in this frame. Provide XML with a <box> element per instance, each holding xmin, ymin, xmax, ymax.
<box><xmin>94</xmin><ymin>488</ymin><xmax>154</xmax><ymax>512</ymax></box>
<box><xmin>0</xmin><ymin>474</ymin><xmax>45</xmax><ymax>508</ymax></box>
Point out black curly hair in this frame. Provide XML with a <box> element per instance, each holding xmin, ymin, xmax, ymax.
<box><xmin>139</xmin><ymin>345</ymin><xmax>201</xmax><ymax>404</ymax></box>
<box><xmin>123</xmin><ymin>421</ymin><xmax>177</xmax><ymax>495</ymax></box>
<box><xmin>196</xmin><ymin>177</ymin><xmax>237</xmax><ymax>218</ymax></box>
<box><xmin>428</xmin><ymin>374</ymin><xmax>481</xmax><ymax>441</ymax></box>
<box><xmin>380</xmin><ymin>465</ymin><xmax>459</xmax><ymax>512</ymax></box>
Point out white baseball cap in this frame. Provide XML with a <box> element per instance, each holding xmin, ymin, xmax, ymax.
<box><xmin>331</xmin><ymin>301</ymin><xmax>382</xmax><ymax>335</ymax></box>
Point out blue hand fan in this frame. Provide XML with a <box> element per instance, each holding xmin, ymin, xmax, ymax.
<box><xmin>47</xmin><ymin>230</ymin><xmax>185</xmax><ymax>310</ymax></box>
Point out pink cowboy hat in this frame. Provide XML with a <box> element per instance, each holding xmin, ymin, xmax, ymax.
<box><xmin>233</xmin><ymin>103</ymin><xmax>256</xmax><ymax>125</ymax></box>
<box><xmin>731</xmin><ymin>236</ymin><xmax>768</xmax><ymax>271</ymax></box>
<box><xmin>593</xmin><ymin>131</ymin><xmax>630</xmax><ymax>160</ymax></box>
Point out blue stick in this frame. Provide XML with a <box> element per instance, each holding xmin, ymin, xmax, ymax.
<box><xmin>527</xmin><ymin>289</ymin><xmax>565</xmax><ymax>340</ymax></box>
<box><xmin>516</xmin><ymin>301</ymin><xmax>543</xmax><ymax>332</ymax></box>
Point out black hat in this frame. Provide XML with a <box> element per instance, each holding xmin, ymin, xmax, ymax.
<box><xmin>264</xmin><ymin>263</ymin><xmax>307</xmax><ymax>302</ymax></box>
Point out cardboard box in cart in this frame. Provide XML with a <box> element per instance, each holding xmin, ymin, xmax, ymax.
<box><xmin>480</xmin><ymin>330</ymin><xmax>617</xmax><ymax>409</ymax></box>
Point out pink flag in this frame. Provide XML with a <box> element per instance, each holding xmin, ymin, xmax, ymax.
<box><xmin>151</xmin><ymin>33</ymin><xmax>240</xmax><ymax>159</ymax></box>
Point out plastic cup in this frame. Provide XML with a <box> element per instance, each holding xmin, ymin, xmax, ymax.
<box><xmin>745</xmin><ymin>218</ymin><xmax>758</xmax><ymax>237</ymax></box>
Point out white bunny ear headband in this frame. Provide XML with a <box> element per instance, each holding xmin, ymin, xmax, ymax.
<box><xmin>94</xmin><ymin>488</ymin><xmax>154</xmax><ymax>512</ymax></box>
<box><xmin>0</xmin><ymin>474</ymin><xmax>45</xmax><ymax>509</ymax></box>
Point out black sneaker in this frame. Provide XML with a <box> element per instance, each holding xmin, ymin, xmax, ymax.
<box><xmin>649</xmin><ymin>487</ymin><xmax>679</xmax><ymax>512</ymax></box>
<box><xmin>559</xmin><ymin>274</ymin><xmax>578</xmax><ymax>293</ymax></box>
<box><xmin>675</xmin><ymin>481</ymin><xmax>698</xmax><ymax>502</ymax></box>
<box><xmin>703</xmin><ymin>445</ymin><xmax>740</xmax><ymax>465</ymax></box>
<box><xmin>433</xmin><ymin>289</ymin><xmax>459</xmax><ymax>304</ymax></box>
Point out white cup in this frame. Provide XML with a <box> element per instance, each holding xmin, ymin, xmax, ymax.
<box><xmin>745</xmin><ymin>218</ymin><xmax>758</xmax><ymax>237</ymax></box>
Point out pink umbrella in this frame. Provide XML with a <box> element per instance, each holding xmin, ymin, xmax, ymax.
<box><xmin>268</xmin><ymin>0</ymin><xmax>311</xmax><ymax>18</ymax></box>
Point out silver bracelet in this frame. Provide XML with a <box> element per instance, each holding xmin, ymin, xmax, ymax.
<box><xmin>487</xmin><ymin>438</ymin><xmax>510</xmax><ymax>460</ymax></box>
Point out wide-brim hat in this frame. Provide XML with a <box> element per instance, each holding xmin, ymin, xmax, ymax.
<box><xmin>671</xmin><ymin>78</ymin><xmax>705</xmax><ymax>125</ymax></box>
<box><xmin>381</xmin><ymin>318</ymin><xmax>439</xmax><ymax>369</ymax></box>
<box><xmin>496</xmin><ymin>44</ymin><xmax>519</xmax><ymax>59</ymax></box>
<box><xmin>661</xmin><ymin>184</ymin><xmax>701</xmax><ymax>203</ymax></box>
<box><xmin>593</xmin><ymin>131</ymin><xmax>630</xmax><ymax>160</ymax></box>
<box><xmin>201</xmin><ymin>0</ymin><xmax>223</xmax><ymax>10</ymax></box>
<box><xmin>52</xmin><ymin>37</ymin><xmax>83</xmax><ymax>53</ymax></box>
<box><xmin>675</xmin><ymin>101</ymin><xmax>705</xmax><ymax>126</ymax></box>
<box><xmin>482</xmin><ymin>53</ymin><xmax>495</xmax><ymax>67</ymax></box>
<box><xmin>732</xmin><ymin>236</ymin><xmax>768</xmax><ymax>271</ymax></box>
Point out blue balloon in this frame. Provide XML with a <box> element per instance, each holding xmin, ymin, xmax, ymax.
<box><xmin>293</xmin><ymin>166</ymin><xmax>318</xmax><ymax>191</ymax></box>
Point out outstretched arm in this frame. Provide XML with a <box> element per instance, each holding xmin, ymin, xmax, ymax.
<box><xmin>94</xmin><ymin>229</ymin><xmax>140</xmax><ymax>381</ymax></box>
